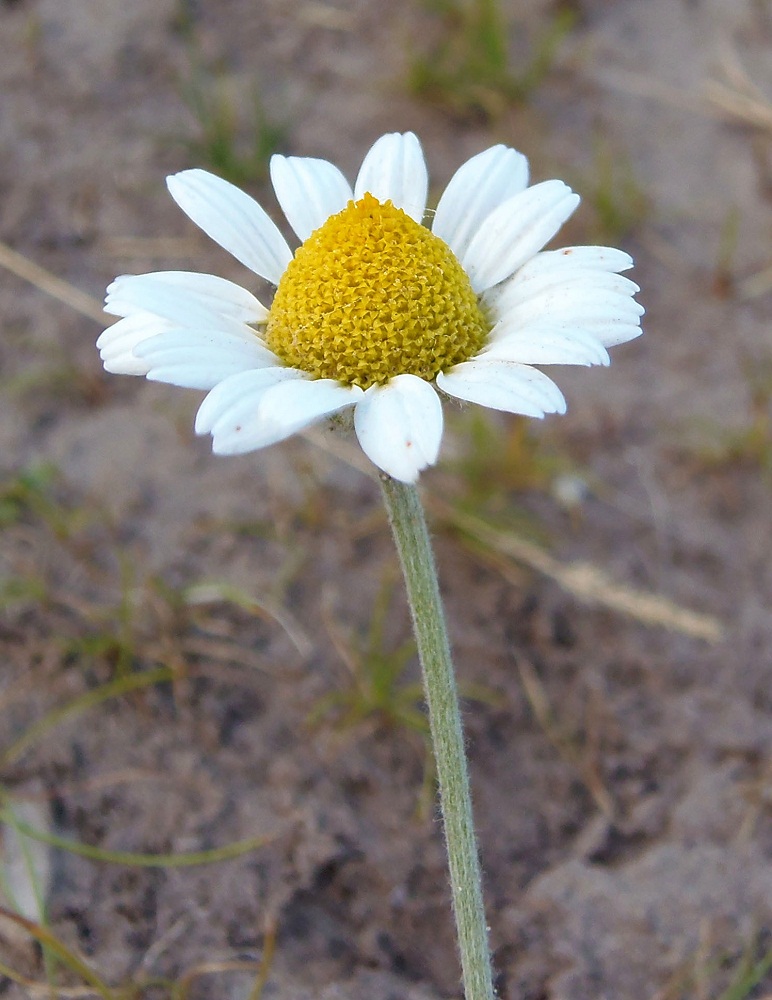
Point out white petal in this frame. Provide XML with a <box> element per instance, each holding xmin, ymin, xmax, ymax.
<box><xmin>97</xmin><ymin>314</ymin><xmax>174</xmax><ymax>375</ymax></box>
<box><xmin>354</xmin><ymin>374</ymin><xmax>443</xmax><ymax>483</ymax></box>
<box><xmin>438</xmin><ymin>360</ymin><xmax>566</xmax><ymax>417</ymax></box>
<box><xmin>481</xmin><ymin>325</ymin><xmax>610</xmax><ymax>366</ymax></box>
<box><xmin>195</xmin><ymin>368</ymin><xmax>307</xmax><ymax>434</ymax></box>
<box><xmin>496</xmin><ymin>283</ymin><xmax>644</xmax><ymax>323</ymax></box>
<box><xmin>133</xmin><ymin>329</ymin><xmax>281</xmax><ymax>388</ymax></box>
<box><xmin>103</xmin><ymin>357</ymin><xmax>151</xmax><ymax>376</ymax></box>
<box><xmin>578</xmin><ymin>320</ymin><xmax>643</xmax><ymax>348</ymax></box>
<box><xmin>102</xmin><ymin>352</ymin><xmax>152</xmax><ymax>376</ymax></box>
<box><xmin>354</xmin><ymin>132</ymin><xmax>428</xmax><ymax>223</ymax></box>
<box><xmin>149</xmin><ymin>363</ymin><xmax>253</xmax><ymax>389</ymax></box>
<box><xmin>106</xmin><ymin>274</ymin><xmax>253</xmax><ymax>335</ymax></box>
<box><xmin>432</xmin><ymin>145</ymin><xmax>529</xmax><ymax>260</ymax></box>
<box><xmin>515</xmin><ymin>288</ymin><xmax>644</xmax><ymax>324</ymax></box>
<box><xmin>212</xmin><ymin>378</ymin><xmax>363</xmax><ymax>455</ymax></box>
<box><xmin>270</xmin><ymin>155</ymin><xmax>353</xmax><ymax>243</ymax></box>
<box><xmin>166</xmin><ymin>169</ymin><xmax>292</xmax><ymax>285</ymax></box>
<box><xmin>526</xmin><ymin>246</ymin><xmax>634</xmax><ymax>275</ymax></box>
<box><xmin>131</xmin><ymin>271</ymin><xmax>268</xmax><ymax>323</ymax></box>
<box><xmin>489</xmin><ymin>268</ymin><xmax>639</xmax><ymax>318</ymax></box>
<box><xmin>140</xmin><ymin>347</ymin><xmax>272</xmax><ymax>378</ymax></box>
<box><xmin>133</xmin><ymin>328</ymin><xmax>274</xmax><ymax>359</ymax></box>
<box><xmin>462</xmin><ymin>180</ymin><xmax>580</xmax><ymax>293</ymax></box>
<box><xmin>492</xmin><ymin>284</ymin><xmax>644</xmax><ymax>348</ymax></box>
<box><xmin>97</xmin><ymin>313</ymin><xmax>172</xmax><ymax>353</ymax></box>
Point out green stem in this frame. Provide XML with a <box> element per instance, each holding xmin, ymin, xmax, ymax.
<box><xmin>379</xmin><ymin>474</ymin><xmax>494</xmax><ymax>1000</ymax></box>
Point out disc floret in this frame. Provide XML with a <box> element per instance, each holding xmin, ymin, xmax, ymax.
<box><xmin>265</xmin><ymin>193</ymin><xmax>489</xmax><ymax>389</ymax></box>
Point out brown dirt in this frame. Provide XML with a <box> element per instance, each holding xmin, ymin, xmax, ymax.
<box><xmin>2</xmin><ymin>0</ymin><xmax>772</xmax><ymax>998</ymax></box>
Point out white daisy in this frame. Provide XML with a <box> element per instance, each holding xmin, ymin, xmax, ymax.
<box><xmin>98</xmin><ymin>132</ymin><xmax>643</xmax><ymax>483</ymax></box>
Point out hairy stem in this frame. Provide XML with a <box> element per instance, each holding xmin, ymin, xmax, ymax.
<box><xmin>379</xmin><ymin>474</ymin><xmax>494</xmax><ymax>1000</ymax></box>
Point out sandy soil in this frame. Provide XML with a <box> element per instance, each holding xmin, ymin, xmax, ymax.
<box><xmin>2</xmin><ymin>0</ymin><xmax>772</xmax><ymax>997</ymax></box>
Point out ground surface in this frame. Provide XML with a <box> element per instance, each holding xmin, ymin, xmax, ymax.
<box><xmin>1</xmin><ymin>0</ymin><xmax>772</xmax><ymax>998</ymax></box>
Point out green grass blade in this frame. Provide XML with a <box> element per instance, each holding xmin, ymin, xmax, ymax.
<box><xmin>0</xmin><ymin>667</ymin><xmax>175</xmax><ymax>767</ymax></box>
<box><xmin>0</xmin><ymin>812</ymin><xmax>276</xmax><ymax>868</ymax></box>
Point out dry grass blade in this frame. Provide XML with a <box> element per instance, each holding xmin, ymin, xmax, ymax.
<box><xmin>173</xmin><ymin>960</ymin><xmax>264</xmax><ymax>999</ymax></box>
<box><xmin>0</xmin><ymin>979</ymin><xmax>104</xmax><ymax>999</ymax></box>
<box><xmin>246</xmin><ymin>916</ymin><xmax>277</xmax><ymax>1000</ymax></box>
<box><xmin>102</xmin><ymin>236</ymin><xmax>201</xmax><ymax>259</ymax></box>
<box><xmin>297</xmin><ymin>1</ymin><xmax>355</xmax><ymax>30</ymax></box>
<box><xmin>592</xmin><ymin>65</ymin><xmax>704</xmax><ymax>115</ymax></box>
<box><xmin>184</xmin><ymin>581</ymin><xmax>313</xmax><ymax>659</ymax></box>
<box><xmin>705</xmin><ymin>47</ymin><xmax>772</xmax><ymax>133</ymax></box>
<box><xmin>0</xmin><ymin>242</ymin><xmax>107</xmax><ymax>325</ymax></box>
<box><xmin>0</xmin><ymin>907</ymin><xmax>113</xmax><ymax>1000</ymax></box>
<box><xmin>706</xmin><ymin>83</ymin><xmax>772</xmax><ymax>131</ymax></box>
<box><xmin>431</xmin><ymin>498</ymin><xmax>724</xmax><ymax>643</ymax></box>
<box><xmin>304</xmin><ymin>430</ymin><xmax>724</xmax><ymax>641</ymax></box>
<box><xmin>517</xmin><ymin>657</ymin><xmax>615</xmax><ymax>818</ymax></box>
<box><xmin>703</xmin><ymin>50</ymin><xmax>772</xmax><ymax>300</ymax></box>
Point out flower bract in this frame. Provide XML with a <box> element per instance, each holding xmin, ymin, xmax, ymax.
<box><xmin>98</xmin><ymin>132</ymin><xmax>643</xmax><ymax>482</ymax></box>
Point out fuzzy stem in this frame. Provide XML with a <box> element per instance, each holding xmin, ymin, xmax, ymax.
<box><xmin>379</xmin><ymin>474</ymin><xmax>494</xmax><ymax>1000</ymax></box>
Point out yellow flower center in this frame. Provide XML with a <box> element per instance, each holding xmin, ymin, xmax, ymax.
<box><xmin>265</xmin><ymin>193</ymin><xmax>489</xmax><ymax>389</ymax></box>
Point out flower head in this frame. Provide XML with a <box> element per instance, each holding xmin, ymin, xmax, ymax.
<box><xmin>98</xmin><ymin>133</ymin><xmax>643</xmax><ymax>483</ymax></box>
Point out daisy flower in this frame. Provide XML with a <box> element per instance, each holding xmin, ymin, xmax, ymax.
<box><xmin>98</xmin><ymin>132</ymin><xmax>643</xmax><ymax>483</ymax></box>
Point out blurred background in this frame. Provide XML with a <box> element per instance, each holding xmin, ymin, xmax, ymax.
<box><xmin>1</xmin><ymin>1</ymin><xmax>772</xmax><ymax>998</ymax></box>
